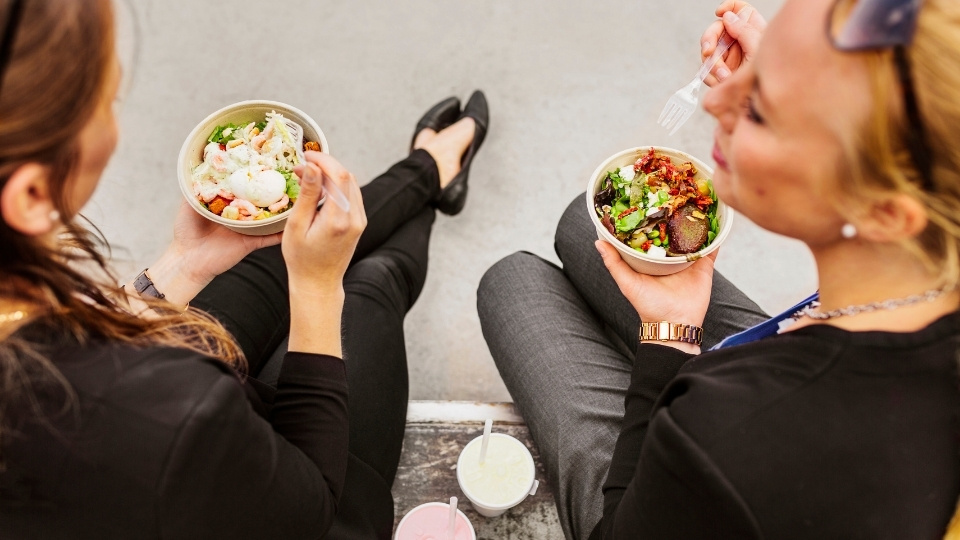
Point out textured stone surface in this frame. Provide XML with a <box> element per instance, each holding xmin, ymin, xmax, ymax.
<box><xmin>395</xmin><ymin>422</ymin><xmax>564</xmax><ymax>539</ymax></box>
<box><xmin>103</xmin><ymin>0</ymin><xmax>799</xmax><ymax>403</ymax></box>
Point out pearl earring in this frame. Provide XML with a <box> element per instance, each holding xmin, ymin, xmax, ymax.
<box><xmin>841</xmin><ymin>223</ymin><xmax>857</xmax><ymax>239</ymax></box>
<box><xmin>49</xmin><ymin>210</ymin><xmax>60</xmax><ymax>222</ymax></box>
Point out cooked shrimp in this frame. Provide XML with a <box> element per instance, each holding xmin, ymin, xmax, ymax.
<box><xmin>251</xmin><ymin>134</ymin><xmax>267</xmax><ymax>152</ymax></box>
<box><xmin>268</xmin><ymin>194</ymin><xmax>289</xmax><ymax>213</ymax></box>
<box><xmin>230</xmin><ymin>198</ymin><xmax>260</xmax><ymax>216</ymax></box>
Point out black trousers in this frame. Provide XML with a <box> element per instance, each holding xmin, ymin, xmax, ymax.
<box><xmin>192</xmin><ymin>149</ymin><xmax>440</xmax><ymax>487</ymax></box>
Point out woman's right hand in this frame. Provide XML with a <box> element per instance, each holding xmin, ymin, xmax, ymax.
<box><xmin>283</xmin><ymin>151</ymin><xmax>366</xmax><ymax>356</ymax></box>
<box><xmin>701</xmin><ymin>1</ymin><xmax>768</xmax><ymax>87</ymax></box>
<box><xmin>283</xmin><ymin>151</ymin><xmax>366</xmax><ymax>294</ymax></box>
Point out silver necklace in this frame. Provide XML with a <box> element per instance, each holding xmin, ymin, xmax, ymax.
<box><xmin>793</xmin><ymin>284</ymin><xmax>955</xmax><ymax>320</ymax></box>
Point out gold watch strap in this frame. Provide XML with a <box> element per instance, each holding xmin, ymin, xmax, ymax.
<box><xmin>640</xmin><ymin>321</ymin><xmax>703</xmax><ymax>345</ymax></box>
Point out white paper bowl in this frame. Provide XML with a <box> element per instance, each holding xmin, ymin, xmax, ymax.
<box><xmin>585</xmin><ymin>146</ymin><xmax>734</xmax><ymax>276</ymax></box>
<box><xmin>177</xmin><ymin>100</ymin><xmax>329</xmax><ymax>236</ymax></box>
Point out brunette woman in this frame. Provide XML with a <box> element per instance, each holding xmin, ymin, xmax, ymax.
<box><xmin>479</xmin><ymin>0</ymin><xmax>960</xmax><ymax>538</ymax></box>
<box><xmin>0</xmin><ymin>0</ymin><xmax>488</xmax><ymax>538</ymax></box>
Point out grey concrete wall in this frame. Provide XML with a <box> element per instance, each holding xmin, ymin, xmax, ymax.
<box><xmin>96</xmin><ymin>0</ymin><xmax>806</xmax><ymax>402</ymax></box>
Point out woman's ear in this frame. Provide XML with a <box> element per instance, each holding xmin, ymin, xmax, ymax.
<box><xmin>856</xmin><ymin>193</ymin><xmax>928</xmax><ymax>243</ymax></box>
<box><xmin>0</xmin><ymin>164</ymin><xmax>59</xmax><ymax>236</ymax></box>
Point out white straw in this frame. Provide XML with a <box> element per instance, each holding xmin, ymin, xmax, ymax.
<box><xmin>447</xmin><ymin>496</ymin><xmax>458</xmax><ymax>540</ymax></box>
<box><xmin>479</xmin><ymin>418</ymin><xmax>493</xmax><ymax>464</ymax></box>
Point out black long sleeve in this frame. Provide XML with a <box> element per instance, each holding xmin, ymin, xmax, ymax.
<box><xmin>0</xmin><ymin>344</ymin><xmax>351</xmax><ymax>540</ymax></box>
<box><xmin>593</xmin><ymin>344</ymin><xmax>693</xmax><ymax>540</ymax></box>
<box><xmin>158</xmin><ymin>353</ymin><xmax>348</xmax><ymax>539</ymax></box>
<box><xmin>592</xmin><ymin>313</ymin><xmax>960</xmax><ymax>539</ymax></box>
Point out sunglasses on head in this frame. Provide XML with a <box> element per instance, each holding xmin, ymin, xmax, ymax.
<box><xmin>827</xmin><ymin>0</ymin><xmax>933</xmax><ymax>191</ymax></box>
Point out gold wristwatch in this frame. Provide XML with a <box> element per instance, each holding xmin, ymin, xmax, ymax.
<box><xmin>640</xmin><ymin>321</ymin><xmax>703</xmax><ymax>345</ymax></box>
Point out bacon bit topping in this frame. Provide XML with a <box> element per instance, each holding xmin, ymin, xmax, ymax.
<box><xmin>669</xmin><ymin>188</ymin><xmax>680</xmax><ymax>196</ymax></box>
<box><xmin>659</xmin><ymin>221</ymin><xmax>668</xmax><ymax>239</ymax></box>
<box><xmin>618</xmin><ymin>207</ymin><xmax>639</xmax><ymax>219</ymax></box>
<box><xmin>219</xmin><ymin>143</ymin><xmax>227</xmax><ymax>151</ymax></box>
<box><xmin>694</xmin><ymin>195</ymin><xmax>714</xmax><ymax>210</ymax></box>
<box><xmin>641</xmin><ymin>240</ymin><xmax>653</xmax><ymax>252</ymax></box>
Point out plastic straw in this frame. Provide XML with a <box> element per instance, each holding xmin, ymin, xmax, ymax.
<box><xmin>447</xmin><ymin>496</ymin><xmax>458</xmax><ymax>540</ymax></box>
<box><xmin>479</xmin><ymin>418</ymin><xmax>493</xmax><ymax>464</ymax></box>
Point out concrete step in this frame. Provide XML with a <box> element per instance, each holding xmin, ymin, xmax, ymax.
<box><xmin>395</xmin><ymin>401</ymin><xmax>565</xmax><ymax>539</ymax></box>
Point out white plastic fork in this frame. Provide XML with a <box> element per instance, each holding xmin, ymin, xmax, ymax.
<box><xmin>281</xmin><ymin>116</ymin><xmax>351</xmax><ymax>212</ymax></box>
<box><xmin>658</xmin><ymin>31</ymin><xmax>736</xmax><ymax>136</ymax></box>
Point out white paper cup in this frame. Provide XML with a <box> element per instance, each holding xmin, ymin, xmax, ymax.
<box><xmin>456</xmin><ymin>433</ymin><xmax>540</xmax><ymax>518</ymax></box>
<box><xmin>394</xmin><ymin>502</ymin><xmax>477</xmax><ymax>540</ymax></box>
<box><xmin>585</xmin><ymin>146</ymin><xmax>734</xmax><ymax>276</ymax></box>
<box><xmin>177</xmin><ymin>100</ymin><xmax>329</xmax><ymax>236</ymax></box>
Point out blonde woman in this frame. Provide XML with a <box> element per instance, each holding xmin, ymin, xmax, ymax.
<box><xmin>0</xmin><ymin>0</ymin><xmax>487</xmax><ymax>538</ymax></box>
<box><xmin>479</xmin><ymin>0</ymin><xmax>960</xmax><ymax>538</ymax></box>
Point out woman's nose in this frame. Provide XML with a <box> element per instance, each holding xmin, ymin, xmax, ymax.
<box><xmin>703</xmin><ymin>82</ymin><xmax>738</xmax><ymax>133</ymax></box>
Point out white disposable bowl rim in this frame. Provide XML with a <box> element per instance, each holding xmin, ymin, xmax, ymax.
<box><xmin>177</xmin><ymin>99</ymin><xmax>328</xmax><ymax>232</ymax></box>
<box><xmin>394</xmin><ymin>502</ymin><xmax>476</xmax><ymax>540</ymax></box>
<box><xmin>456</xmin><ymin>433</ymin><xmax>536</xmax><ymax>511</ymax></box>
<box><xmin>584</xmin><ymin>146</ymin><xmax>735</xmax><ymax>266</ymax></box>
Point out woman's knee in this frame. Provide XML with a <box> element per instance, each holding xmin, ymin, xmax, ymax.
<box><xmin>554</xmin><ymin>193</ymin><xmax>596</xmax><ymax>265</ymax></box>
<box><xmin>343</xmin><ymin>256</ymin><xmax>408</xmax><ymax>311</ymax></box>
<box><xmin>477</xmin><ymin>251</ymin><xmax>557</xmax><ymax>320</ymax></box>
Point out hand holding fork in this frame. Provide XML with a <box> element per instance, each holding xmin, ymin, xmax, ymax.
<box><xmin>658</xmin><ymin>4</ymin><xmax>764</xmax><ymax>135</ymax></box>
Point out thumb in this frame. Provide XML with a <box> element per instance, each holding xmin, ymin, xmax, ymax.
<box><xmin>722</xmin><ymin>7</ymin><xmax>763</xmax><ymax>58</ymax></box>
<box><xmin>286</xmin><ymin>162</ymin><xmax>323</xmax><ymax>236</ymax></box>
<box><xmin>595</xmin><ymin>240</ymin><xmax>644</xmax><ymax>290</ymax></box>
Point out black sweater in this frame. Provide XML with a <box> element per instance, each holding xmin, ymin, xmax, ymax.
<box><xmin>0</xmin><ymin>338</ymin><xmax>350</xmax><ymax>539</ymax></box>
<box><xmin>592</xmin><ymin>312</ymin><xmax>960</xmax><ymax>539</ymax></box>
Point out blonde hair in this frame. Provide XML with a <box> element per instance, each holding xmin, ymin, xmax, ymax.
<box><xmin>836</xmin><ymin>0</ymin><xmax>960</xmax><ymax>288</ymax></box>
<box><xmin>0</xmin><ymin>0</ymin><xmax>244</xmax><ymax>469</ymax></box>
<box><xmin>831</xmin><ymin>0</ymin><xmax>960</xmax><ymax>536</ymax></box>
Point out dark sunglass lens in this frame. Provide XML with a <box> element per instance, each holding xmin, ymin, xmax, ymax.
<box><xmin>833</xmin><ymin>0</ymin><xmax>923</xmax><ymax>50</ymax></box>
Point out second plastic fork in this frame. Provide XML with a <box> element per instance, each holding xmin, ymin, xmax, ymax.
<box><xmin>658</xmin><ymin>31</ymin><xmax>736</xmax><ymax>136</ymax></box>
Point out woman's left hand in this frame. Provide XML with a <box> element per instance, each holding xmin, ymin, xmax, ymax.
<box><xmin>596</xmin><ymin>240</ymin><xmax>716</xmax><ymax>352</ymax></box>
<box><xmin>142</xmin><ymin>200</ymin><xmax>282</xmax><ymax>308</ymax></box>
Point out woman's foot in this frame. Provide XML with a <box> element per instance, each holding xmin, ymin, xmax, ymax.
<box><xmin>413</xmin><ymin>117</ymin><xmax>476</xmax><ymax>189</ymax></box>
<box><xmin>432</xmin><ymin>90</ymin><xmax>488</xmax><ymax>216</ymax></box>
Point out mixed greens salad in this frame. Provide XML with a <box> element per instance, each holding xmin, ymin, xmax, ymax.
<box><xmin>191</xmin><ymin>112</ymin><xmax>317</xmax><ymax>221</ymax></box>
<box><xmin>594</xmin><ymin>148</ymin><xmax>719</xmax><ymax>257</ymax></box>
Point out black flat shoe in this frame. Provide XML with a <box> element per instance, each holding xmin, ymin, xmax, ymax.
<box><xmin>435</xmin><ymin>90</ymin><xmax>488</xmax><ymax>216</ymax></box>
<box><xmin>411</xmin><ymin>96</ymin><xmax>461</xmax><ymax>152</ymax></box>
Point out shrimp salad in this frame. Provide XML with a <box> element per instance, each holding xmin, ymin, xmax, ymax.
<box><xmin>593</xmin><ymin>148</ymin><xmax>719</xmax><ymax>257</ymax></box>
<box><xmin>191</xmin><ymin>112</ymin><xmax>321</xmax><ymax>221</ymax></box>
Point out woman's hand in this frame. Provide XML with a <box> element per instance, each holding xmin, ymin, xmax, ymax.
<box><xmin>283</xmin><ymin>151</ymin><xmax>366</xmax><ymax>356</ymax></box>
<box><xmin>144</xmin><ymin>200</ymin><xmax>282</xmax><ymax>309</ymax></box>
<box><xmin>283</xmin><ymin>151</ymin><xmax>366</xmax><ymax>296</ymax></box>
<box><xmin>701</xmin><ymin>1</ymin><xmax>768</xmax><ymax>87</ymax></box>
<box><xmin>596</xmin><ymin>240</ymin><xmax>716</xmax><ymax>354</ymax></box>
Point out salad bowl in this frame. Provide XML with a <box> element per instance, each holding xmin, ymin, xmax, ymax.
<box><xmin>586</xmin><ymin>146</ymin><xmax>735</xmax><ymax>276</ymax></box>
<box><xmin>178</xmin><ymin>100</ymin><xmax>329</xmax><ymax>236</ymax></box>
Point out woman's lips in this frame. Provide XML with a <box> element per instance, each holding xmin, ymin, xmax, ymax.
<box><xmin>712</xmin><ymin>141</ymin><xmax>729</xmax><ymax>171</ymax></box>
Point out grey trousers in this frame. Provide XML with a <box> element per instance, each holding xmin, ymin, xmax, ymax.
<box><xmin>477</xmin><ymin>195</ymin><xmax>768</xmax><ymax>540</ymax></box>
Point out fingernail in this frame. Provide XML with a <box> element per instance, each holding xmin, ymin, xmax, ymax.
<box><xmin>701</xmin><ymin>41</ymin><xmax>710</xmax><ymax>53</ymax></box>
<box><xmin>723</xmin><ymin>11</ymin><xmax>740</xmax><ymax>24</ymax></box>
<box><xmin>717</xmin><ymin>66</ymin><xmax>732</xmax><ymax>80</ymax></box>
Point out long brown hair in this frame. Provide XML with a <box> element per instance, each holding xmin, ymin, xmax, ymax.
<box><xmin>0</xmin><ymin>0</ymin><xmax>244</xmax><ymax>468</ymax></box>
